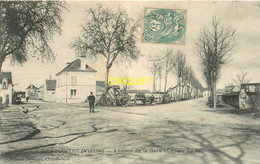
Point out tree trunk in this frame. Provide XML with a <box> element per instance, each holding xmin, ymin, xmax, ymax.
<box><xmin>181</xmin><ymin>78</ymin><xmax>184</xmax><ymax>99</ymax></box>
<box><xmin>0</xmin><ymin>59</ymin><xmax>3</xmax><ymax>73</ymax></box>
<box><xmin>159</xmin><ymin>75</ymin><xmax>161</xmax><ymax>92</ymax></box>
<box><xmin>178</xmin><ymin>78</ymin><xmax>181</xmax><ymax>101</ymax></box>
<box><xmin>153</xmin><ymin>72</ymin><xmax>156</xmax><ymax>93</ymax></box>
<box><xmin>0</xmin><ymin>59</ymin><xmax>3</xmax><ymax>110</ymax></box>
<box><xmin>213</xmin><ymin>79</ymin><xmax>217</xmax><ymax>108</ymax></box>
<box><xmin>105</xmin><ymin>66</ymin><xmax>110</xmax><ymax>93</ymax></box>
<box><xmin>189</xmin><ymin>82</ymin><xmax>191</xmax><ymax>99</ymax></box>
<box><xmin>164</xmin><ymin>74</ymin><xmax>168</xmax><ymax>93</ymax></box>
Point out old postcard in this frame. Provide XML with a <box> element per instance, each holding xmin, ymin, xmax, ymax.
<box><xmin>0</xmin><ymin>0</ymin><xmax>259</xmax><ymax>163</ymax></box>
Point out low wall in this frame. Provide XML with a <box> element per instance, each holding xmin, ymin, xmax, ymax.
<box><xmin>222</xmin><ymin>94</ymin><xmax>239</xmax><ymax>109</ymax></box>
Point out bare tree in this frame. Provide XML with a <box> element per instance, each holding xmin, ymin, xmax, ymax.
<box><xmin>0</xmin><ymin>1</ymin><xmax>66</xmax><ymax>72</ymax></box>
<box><xmin>72</xmin><ymin>5</ymin><xmax>140</xmax><ymax>90</ymax></box>
<box><xmin>172</xmin><ymin>50</ymin><xmax>186</xmax><ymax>100</ymax></box>
<box><xmin>191</xmin><ymin>74</ymin><xmax>203</xmax><ymax>98</ymax></box>
<box><xmin>147</xmin><ymin>55</ymin><xmax>163</xmax><ymax>92</ymax></box>
<box><xmin>195</xmin><ymin>16</ymin><xmax>236</xmax><ymax>108</ymax></box>
<box><xmin>162</xmin><ymin>48</ymin><xmax>175</xmax><ymax>93</ymax></box>
<box><xmin>182</xmin><ymin>66</ymin><xmax>193</xmax><ymax>98</ymax></box>
<box><xmin>183</xmin><ymin>66</ymin><xmax>193</xmax><ymax>84</ymax></box>
<box><xmin>182</xmin><ymin>66</ymin><xmax>203</xmax><ymax>98</ymax></box>
<box><xmin>157</xmin><ymin>65</ymin><xmax>162</xmax><ymax>92</ymax></box>
<box><xmin>233</xmin><ymin>69</ymin><xmax>250</xmax><ymax>88</ymax></box>
<box><xmin>120</xmin><ymin>72</ymin><xmax>131</xmax><ymax>94</ymax></box>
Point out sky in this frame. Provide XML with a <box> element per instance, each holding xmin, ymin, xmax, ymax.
<box><xmin>3</xmin><ymin>1</ymin><xmax>260</xmax><ymax>91</ymax></box>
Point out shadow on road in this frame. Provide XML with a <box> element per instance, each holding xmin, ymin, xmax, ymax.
<box><xmin>1</xmin><ymin>118</ymin><xmax>259</xmax><ymax>163</ymax></box>
<box><xmin>1</xmin><ymin>99</ymin><xmax>259</xmax><ymax>164</ymax></box>
<box><xmin>117</xmin><ymin>120</ymin><xmax>260</xmax><ymax>164</ymax></box>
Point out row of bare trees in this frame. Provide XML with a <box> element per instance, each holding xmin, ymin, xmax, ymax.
<box><xmin>147</xmin><ymin>48</ymin><xmax>203</xmax><ymax>100</ymax></box>
<box><xmin>1</xmin><ymin>3</ymin><xmax>237</xmax><ymax>109</ymax></box>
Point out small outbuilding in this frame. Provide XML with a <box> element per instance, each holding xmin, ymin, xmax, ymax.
<box><xmin>25</xmin><ymin>84</ymin><xmax>39</xmax><ymax>100</ymax></box>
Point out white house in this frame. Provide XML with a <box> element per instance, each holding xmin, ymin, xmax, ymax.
<box><xmin>56</xmin><ymin>58</ymin><xmax>97</xmax><ymax>103</ymax></box>
<box><xmin>39</xmin><ymin>79</ymin><xmax>56</xmax><ymax>102</ymax></box>
<box><xmin>168</xmin><ymin>86</ymin><xmax>178</xmax><ymax>101</ymax></box>
<box><xmin>167</xmin><ymin>82</ymin><xmax>194</xmax><ymax>100</ymax></box>
<box><xmin>203</xmin><ymin>89</ymin><xmax>211</xmax><ymax>97</ymax></box>
<box><xmin>0</xmin><ymin>72</ymin><xmax>13</xmax><ymax>104</ymax></box>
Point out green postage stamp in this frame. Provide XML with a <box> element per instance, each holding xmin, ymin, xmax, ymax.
<box><xmin>142</xmin><ymin>7</ymin><xmax>187</xmax><ymax>45</ymax></box>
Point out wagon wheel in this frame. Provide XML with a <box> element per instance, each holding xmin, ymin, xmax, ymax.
<box><xmin>143</xmin><ymin>99</ymin><xmax>146</xmax><ymax>105</ymax></box>
<box><xmin>105</xmin><ymin>97</ymin><xmax>115</xmax><ymax>106</ymax></box>
<box><xmin>105</xmin><ymin>97</ymin><xmax>111</xmax><ymax>106</ymax></box>
<box><xmin>119</xmin><ymin>97</ymin><xmax>127</xmax><ymax>106</ymax></box>
<box><xmin>111</xmin><ymin>99</ymin><xmax>117</xmax><ymax>106</ymax></box>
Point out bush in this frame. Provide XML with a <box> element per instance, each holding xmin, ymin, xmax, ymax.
<box><xmin>207</xmin><ymin>96</ymin><xmax>213</xmax><ymax>107</ymax></box>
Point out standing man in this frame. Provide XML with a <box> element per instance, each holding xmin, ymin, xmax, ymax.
<box><xmin>5</xmin><ymin>95</ymin><xmax>9</xmax><ymax>107</ymax></box>
<box><xmin>26</xmin><ymin>96</ymin><xmax>29</xmax><ymax>103</ymax></box>
<box><xmin>88</xmin><ymin>92</ymin><xmax>95</xmax><ymax>113</ymax></box>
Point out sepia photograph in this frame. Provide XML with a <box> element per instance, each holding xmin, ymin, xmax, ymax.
<box><xmin>0</xmin><ymin>0</ymin><xmax>259</xmax><ymax>163</ymax></box>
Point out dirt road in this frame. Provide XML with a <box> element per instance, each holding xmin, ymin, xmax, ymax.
<box><xmin>0</xmin><ymin>98</ymin><xmax>259</xmax><ymax>163</ymax></box>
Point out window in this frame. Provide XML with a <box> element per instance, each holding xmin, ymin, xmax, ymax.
<box><xmin>249</xmin><ymin>85</ymin><xmax>256</xmax><ymax>92</ymax></box>
<box><xmin>2</xmin><ymin>82</ymin><xmax>7</xmax><ymax>89</ymax></box>
<box><xmin>241</xmin><ymin>89</ymin><xmax>245</xmax><ymax>98</ymax></box>
<box><xmin>2</xmin><ymin>78</ymin><xmax>8</xmax><ymax>89</ymax></box>
<box><xmin>85</xmin><ymin>64</ymin><xmax>88</xmax><ymax>69</ymax></box>
<box><xmin>71</xmin><ymin>89</ymin><xmax>77</xmax><ymax>97</ymax></box>
<box><xmin>245</xmin><ymin>85</ymin><xmax>256</xmax><ymax>93</ymax></box>
<box><xmin>71</xmin><ymin>76</ymin><xmax>77</xmax><ymax>85</ymax></box>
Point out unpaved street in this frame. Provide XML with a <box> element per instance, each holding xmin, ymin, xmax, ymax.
<box><xmin>0</xmin><ymin>98</ymin><xmax>259</xmax><ymax>164</ymax></box>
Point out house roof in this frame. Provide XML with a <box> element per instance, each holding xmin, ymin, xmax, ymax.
<box><xmin>26</xmin><ymin>84</ymin><xmax>39</xmax><ymax>90</ymax></box>
<box><xmin>216</xmin><ymin>89</ymin><xmax>225</xmax><ymax>95</ymax></box>
<box><xmin>0</xmin><ymin>72</ymin><xmax>12</xmax><ymax>84</ymax></box>
<box><xmin>46</xmin><ymin>80</ymin><xmax>56</xmax><ymax>90</ymax></box>
<box><xmin>172</xmin><ymin>85</ymin><xmax>178</xmax><ymax>89</ymax></box>
<box><xmin>201</xmin><ymin>87</ymin><xmax>210</xmax><ymax>91</ymax></box>
<box><xmin>108</xmin><ymin>85</ymin><xmax>121</xmax><ymax>90</ymax></box>
<box><xmin>56</xmin><ymin>59</ymin><xmax>97</xmax><ymax>75</ymax></box>
<box><xmin>225</xmin><ymin>85</ymin><xmax>235</xmax><ymax>92</ymax></box>
<box><xmin>153</xmin><ymin>91</ymin><xmax>166</xmax><ymax>94</ymax></box>
<box><xmin>225</xmin><ymin>85</ymin><xmax>241</xmax><ymax>93</ymax></box>
<box><xmin>168</xmin><ymin>84</ymin><xmax>188</xmax><ymax>91</ymax></box>
<box><xmin>232</xmin><ymin>86</ymin><xmax>240</xmax><ymax>92</ymax></box>
<box><xmin>241</xmin><ymin>83</ymin><xmax>260</xmax><ymax>86</ymax></box>
<box><xmin>223</xmin><ymin>90</ymin><xmax>240</xmax><ymax>96</ymax></box>
<box><xmin>126</xmin><ymin>90</ymin><xmax>151</xmax><ymax>94</ymax></box>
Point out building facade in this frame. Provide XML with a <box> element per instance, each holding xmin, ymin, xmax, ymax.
<box><xmin>240</xmin><ymin>83</ymin><xmax>260</xmax><ymax>109</ymax></box>
<box><xmin>25</xmin><ymin>84</ymin><xmax>39</xmax><ymax>100</ymax></box>
<box><xmin>222</xmin><ymin>83</ymin><xmax>260</xmax><ymax>109</ymax></box>
<box><xmin>0</xmin><ymin>72</ymin><xmax>13</xmax><ymax>105</ymax></box>
<box><xmin>203</xmin><ymin>90</ymin><xmax>211</xmax><ymax>97</ymax></box>
<box><xmin>167</xmin><ymin>83</ymin><xmax>202</xmax><ymax>101</ymax></box>
<box><xmin>56</xmin><ymin>58</ymin><xmax>97</xmax><ymax>103</ymax></box>
<box><xmin>39</xmin><ymin>79</ymin><xmax>57</xmax><ymax>102</ymax></box>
